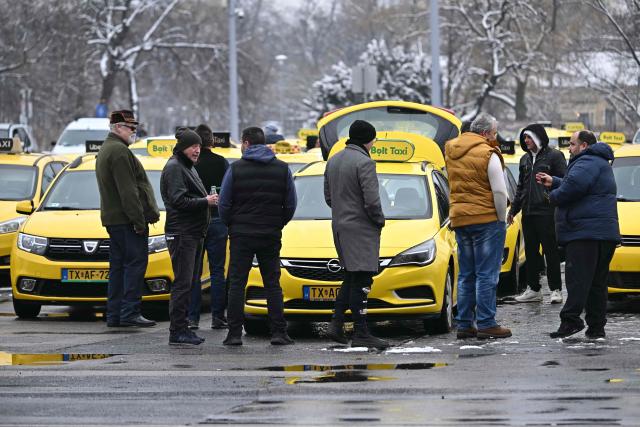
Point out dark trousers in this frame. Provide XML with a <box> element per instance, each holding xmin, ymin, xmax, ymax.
<box><xmin>188</xmin><ymin>217</ymin><xmax>228</xmax><ymax>321</ymax></box>
<box><xmin>522</xmin><ymin>215</ymin><xmax>562</xmax><ymax>291</ymax></box>
<box><xmin>227</xmin><ymin>235</ymin><xmax>286</xmax><ymax>336</ymax></box>
<box><xmin>106</xmin><ymin>224</ymin><xmax>148</xmax><ymax>323</ymax></box>
<box><xmin>333</xmin><ymin>271</ymin><xmax>374</xmax><ymax>327</ymax></box>
<box><xmin>167</xmin><ymin>234</ymin><xmax>203</xmax><ymax>333</ymax></box>
<box><xmin>560</xmin><ymin>240</ymin><xmax>616</xmax><ymax>330</ymax></box>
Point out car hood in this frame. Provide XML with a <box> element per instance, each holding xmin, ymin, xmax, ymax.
<box><xmin>0</xmin><ymin>201</ymin><xmax>25</xmax><ymax>223</ymax></box>
<box><xmin>281</xmin><ymin>218</ymin><xmax>440</xmax><ymax>258</ymax></box>
<box><xmin>22</xmin><ymin>210</ymin><xmax>166</xmax><ymax>238</ymax></box>
<box><xmin>618</xmin><ymin>203</ymin><xmax>640</xmax><ymax>236</ymax></box>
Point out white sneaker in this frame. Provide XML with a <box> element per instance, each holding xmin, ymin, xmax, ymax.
<box><xmin>515</xmin><ymin>287</ymin><xmax>543</xmax><ymax>303</ymax></box>
<box><xmin>550</xmin><ymin>290</ymin><xmax>563</xmax><ymax>304</ymax></box>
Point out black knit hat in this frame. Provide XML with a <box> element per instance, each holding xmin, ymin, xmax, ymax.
<box><xmin>195</xmin><ymin>124</ymin><xmax>213</xmax><ymax>147</ymax></box>
<box><xmin>519</xmin><ymin>123</ymin><xmax>549</xmax><ymax>151</ymax></box>
<box><xmin>174</xmin><ymin>127</ymin><xmax>202</xmax><ymax>153</ymax></box>
<box><xmin>346</xmin><ymin>120</ymin><xmax>376</xmax><ymax>146</ymax></box>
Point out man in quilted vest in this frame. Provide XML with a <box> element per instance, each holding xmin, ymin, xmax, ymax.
<box><xmin>445</xmin><ymin>113</ymin><xmax>512</xmax><ymax>339</ymax></box>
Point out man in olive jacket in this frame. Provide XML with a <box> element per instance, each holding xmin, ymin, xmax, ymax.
<box><xmin>96</xmin><ymin>110</ymin><xmax>160</xmax><ymax>328</ymax></box>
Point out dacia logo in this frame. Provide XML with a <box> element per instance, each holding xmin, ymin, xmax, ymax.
<box><xmin>326</xmin><ymin>258</ymin><xmax>342</xmax><ymax>273</ymax></box>
<box><xmin>82</xmin><ymin>240</ymin><xmax>99</xmax><ymax>254</ymax></box>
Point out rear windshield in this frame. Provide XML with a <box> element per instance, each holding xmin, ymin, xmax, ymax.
<box><xmin>41</xmin><ymin>170</ymin><xmax>165</xmax><ymax>210</ymax></box>
<box><xmin>0</xmin><ymin>165</ymin><xmax>37</xmax><ymax>201</ymax></box>
<box><xmin>612</xmin><ymin>157</ymin><xmax>640</xmax><ymax>201</ymax></box>
<box><xmin>57</xmin><ymin>129</ymin><xmax>109</xmax><ymax>147</ymax></box>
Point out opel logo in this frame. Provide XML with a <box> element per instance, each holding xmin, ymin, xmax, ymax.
<box><xmin>82</xmin><ymin>240</ymin><xmax>99</xmax><ymax>254</ymax></box>
<box><xmin>326</xmin><ymin>258</ymin><xmax>342</xmax><ymax>273</ymax></box>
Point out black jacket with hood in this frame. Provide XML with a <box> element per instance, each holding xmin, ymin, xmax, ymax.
<box><xmin>509</xmin><ymin>124</ymin><xmax>568</xmax><ymax>217</ymax></box>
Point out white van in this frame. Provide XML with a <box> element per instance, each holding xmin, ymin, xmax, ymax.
<box><xmin>52</xmin><ymin>118</ymin><xmax>110</xmax><ymax>154</ymax></box>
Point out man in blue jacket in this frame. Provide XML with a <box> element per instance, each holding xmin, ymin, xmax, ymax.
<box><xmin>218</xmin><ymin>126</ymin><xmax>297</xmax><ymax>346</ymax></box>
<box><xmin>537</xmin><ymin>130</ymin><xmax>620</xmax><ymax>339</ymax></box>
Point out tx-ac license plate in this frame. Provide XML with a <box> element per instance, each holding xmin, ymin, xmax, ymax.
<box><xmin>303</xmin><ymin>286</ymin><xmax>340</xmax><ymax>301</ymax></box>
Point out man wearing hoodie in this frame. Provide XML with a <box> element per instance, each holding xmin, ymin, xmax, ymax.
<box><xmin>509</xmin><ymin>124</ymin><xmax>567</xmax><ymax>304</ymax></box>
<box><xmin>218</xmin><ymin>126</ymin><xmax>297</xmax><ymax>346</ymax></box>
<box><xmin>536</xmin><ymin>131</ymin><xmax>620</xmax><ymax>339</ymax></box>
<box><xmin>445</xmin><ymin>113</ymin><xmax>511</xmax><ymax>339</ymax></box>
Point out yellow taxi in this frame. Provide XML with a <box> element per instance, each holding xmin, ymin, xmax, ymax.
<box><xmin>10</xmin><ymin>154</ymin><xmax>211</xmax><ymax>318</ymax></box>
<box><xmin>0</xmin><ymin>139</ymin><xmax>68</xmax><ymax>286</ymax></box>
<box><xmin>607</xmin><ymin>144</ymin><xmax>640</xmax><ymax>298</ymax></box>
<box><xmin>277</xmin><ymin>151</ymin><xmax>323</xmax><ymax>174</ymax></box>
<box><xmin>243</xmin><ymin>101</ymin><xmax>460</xmax><ymax>334</ymax></box>
<box><xmin>131</xmin><ymin>134</ymin><xmax>242</xmax><ymax>162</ymax></box>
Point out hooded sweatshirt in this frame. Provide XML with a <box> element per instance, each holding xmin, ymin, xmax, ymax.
<box><xmin>218</xmin><ymin>144</ymin><xmax>297</xmax><ymax>238</ymax></box>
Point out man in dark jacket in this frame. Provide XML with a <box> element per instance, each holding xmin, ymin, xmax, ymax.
<box><xmin>218</xmin><ymin>126</ymin><xmax>297</xmax><ymax>346</ymax></box>
<box><xmin>96</xmin><ymin>110</ymin><xmax>160</xmax><ymax>328</ymax></box>
<box><xmin>537</xmin><ymin>130</ymin><xmax>620</xmax><ymax>339</ymax></box>
<box><xmin>509</xmin><ymin>124</ymin><xmax>567</xmax><ymax>304</ymax></box>
<box><xmin>187</xmin><ymin>124</ymin><xmax>230</xmax><ymax>330</ymax></box>
<box><xmin>160</xmin><ymin>128</ymin><xmax>217</xmax><ymax>345</ymax></box>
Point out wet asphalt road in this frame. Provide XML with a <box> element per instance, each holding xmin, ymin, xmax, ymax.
<box><xmin>1</xmin><ymin>285</ymin><xmax>640</xmax><ymax>426</ymax></box>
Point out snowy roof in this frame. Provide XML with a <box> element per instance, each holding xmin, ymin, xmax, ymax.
<box><xmin>64</xmin><ymin>118</ymin><xmax>110</xmax><ymax>130</ymax></box>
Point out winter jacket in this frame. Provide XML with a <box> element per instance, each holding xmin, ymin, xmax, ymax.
<box><xmin>160</xmin><ymin>152</ymin><xmax>210</xmax><ymax>238</ymax></box>
<box><xmin>194</xmin><ymin>148</ymin><xmax>229</xmax><ymax>217</ymax></box>
<box><xmin>510</xmin><ymin>125</ymin><xmax>567</xmax><ymax>217</ymax></box>
<box><xmin>218</xmin><ymin>144</ymin><xmax>297</xmax><ymax>239</ymax></box>
<box><xmin>549</xmin><ymin>143</ymin><xmax>620</xmax><ymax>245</ymax></box>
<box><xmin>445</xmin><ymin>132</ymin><xmax>504</xmax><ymax>228</ymax></box>
<box><xmin>324</xmin><ymin>144</ymin><xmax>385</xmax><ymax>272</ymax></box>
<box><xmin>96</xmin><ymin>132</ymin><xmax>160</xmax><ymax>232</ymax></box>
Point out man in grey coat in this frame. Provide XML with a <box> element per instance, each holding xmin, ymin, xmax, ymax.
<box><xmin>324</xmin><ymin>120</ymin><xmax>389</xmax><ymax>349</ymax></box>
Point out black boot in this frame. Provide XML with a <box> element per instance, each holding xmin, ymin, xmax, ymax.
<box><xmin>351</xmin><ymin>322</ymin><xmax>389</xmax><ymax>349</ymax></box>
<box><xmin>327</xmin><ymin>318</ymin><xmax>348</xmax><ymax>344</ymax></box>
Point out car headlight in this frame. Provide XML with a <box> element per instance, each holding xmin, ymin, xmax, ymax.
<box><xmin>148</xmin><ymin>235</ymin><xmax>167</xmax><ymax>253</ymax></box>
<box><xmin>17</xmin><ymin>232</ymin><xmax>48</xmax><ymax>255</ymax></box>
<box><xmin>0</xmin><ymin>217</ymin><xmax>27</xmax><ymax>235</ymax></box>
<box><xmin>389</xmin><ymin>239</ymin><xmax>436</xmax><ymax>267</ymax></box>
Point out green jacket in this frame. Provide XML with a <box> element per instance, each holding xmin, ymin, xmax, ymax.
<box><xmin>96</xmin><ymin>133</ymin><xmax>160</xmax><ymax>231</ymax></box>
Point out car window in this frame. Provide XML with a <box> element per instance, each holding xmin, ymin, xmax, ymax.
<box><xmin>432</xmin><ymin>171</ymin><xmax>449</xmax><ymax>226</ymax></box>
<box><xmin>50</xmin><ymin>162</ymin><xmax>65</xmax><ymax>175</ymax></box>
<box><xmin>293</xmin><ymin>174</ymin><xmax>432</xmax><ymax>220</ymax></box>
<box><xmin>288</xmin><ymin>163</ymin><xmax>306</xmax><ymax>174</ymax></box>
<box><xmin>612</xmin><ymin>157</ymin><xmax>640</xmax><ymax>201</ymax></box>
<box><xmin>41</xmin><ymin>170</ymin><xmax>165</xmax><ymax>210</ymax></box>
<box><xmin>0</xmin><ymin>165</ymin><xmax>37</xmax><ymax>201</ymax></box>
<box><xmin>16</xmin><ymin>128</ymin><xmax>30</xmax><ymax>148</ymax></box>
<box><xmin>505</xmin><ymin>162</ymin><xmax>519</xmax><ymax>182</ymax></box>
<box><xmin>503</xmin><ymin>167</ymin><xmax>517</xmax><ymax>203</ymax></box>
<box><xmin>130</xmin><ymin>148</ymin><xmax>149</xmax><ymax>156</ymax></box>
<box><xmin>41</xmin><ymin>164</ymin><xmax>56</xmax><ymax>196</ymax></box>
<box><xmin>56</xmin><ymin>129</ymin><xmax>109</xmax><ymax>147</ymax></box>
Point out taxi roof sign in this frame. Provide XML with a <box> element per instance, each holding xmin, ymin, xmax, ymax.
<box><xmin>564</xmin><ymin>122</ymin><xmax>585</xmax><ymax>132</ymax></box>
<box><xmin>0</xmin><ymin>137</ymin><xmax>19</xmax><ymax>153</ymax></box>
<box><xmin>499</xmin><ymin>140</ymin><xmax>516</xmax><ymax>155</ymax></box>
<box><xmin>147</xmin><ymin>138</ymin><xmax>176</xmax><ymax>158</ymax></box>
<box><xmin>370</xmin><ymin>139</ymin><xmax>415</xmax><ymax>162</ymax></box>
<box><xmin>85</xmin><ymin>140</ymin><xmax>103</xmax><ymax>153</ymax></box>
<box><xmin>599</xmin><ymin>132</ymin><xmax>626</xmax><ymax>145</ymax></box>
<box><xmin>297</xmin><ymin>128</ymin><xmax>318</xmax><ymax>140</ymax></box>
<box><xmin>212</xmin><ymin>132</ymin><xmax>231</xmax><ymax>148</ymax></box>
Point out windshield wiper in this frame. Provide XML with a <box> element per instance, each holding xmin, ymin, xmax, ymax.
<box><xmin>617</xmin><ymin>197</ymin><xmax>640</xmax><ymax>202</ymax></box>
<box><xmin>42</xmin><ymin>206</ymin><xmax>84</xmax><ymax>210</ymax></box>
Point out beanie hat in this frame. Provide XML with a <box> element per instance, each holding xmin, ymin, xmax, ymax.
<box><xmin>346</xmin><ymin>120</ymin><xmax>376</xmax><ymax>146</ymax></box>
<box><xmin>174</xmin><ymin>127</ymin><xmax>202</xmax><ymax>153</ymax></box>
<box><xmin>195</xmin><ymin>124</ymin><xmax>213</xmax><ymax>147</ymax></box>
<box><xmin>519</xmin><ymin>123</ymin><xmax>549</xmax><ymax>152</ymax></box>
<box><xmin>264</xmin><ymin>124</ymin><xmax>278</xmax><ymax>135</ymax></box>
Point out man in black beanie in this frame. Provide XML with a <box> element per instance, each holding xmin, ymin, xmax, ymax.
<box><xmin>324</xmin><ymin>119</ymin><xmax>389</xmax><ymax>349</ymax></box>
<box><xmin>160</xmin><ymin>127</ymin><xmax>217</xmax><ymax>345</ymax></box>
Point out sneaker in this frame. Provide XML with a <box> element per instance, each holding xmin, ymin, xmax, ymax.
<box><xmin>326</xmin><ymin>319</ymin><xmax>348</xmax><ymax>344</ymax></box>
<box><xmin>515</xmin><ymin>288</ymin><xmax>543</xmax><ymax>303</ymax></box>
<box><xmin>550</xmin><ymin>323</ymin><xmax>584</xmax><ymax>338</ymax></box>
<box><xmin>585</xmin><ymin>328</ymin><xmax>605</xmax><ymax>339</ymax></box>
<box><xmin>223</xmin><ymin>333</ymin><xmax>243</xmax><ymax>346</ymax></box>
<box><xmin>271</xmin><ymin>332</ymin><xmax>295</xmax><ymax>345</ymax></box>
<box><xmin>211</xmin><ymin>317</ymin><xmax>229</xmax><ymax>329</ymax></box>
<box><xmin>477</xmin><ymin>325</ymin><xmax>512</xmax><ymax>339</ymax></box>
<box><xmin>456</xmin><ymin>327</ymin><xmax>478</xmax><ymax>339</ymax></box>
<box><xmin>187</xmin><ymin>319</ymin><xmax>199</xmax><ymax>330</ymax></box>
<box><xmin>169</xmin><ymin>331</ymin><xmax>203</xmax><ymax>346</ymax></box>
<box><xmin>186</xmin><ymin>329</ymin><xmax>205</xmax><ymax>343</ymax></box>
<box><xmin>550</xmin><ymin>290</ymin><xmax>563</xmax><ymax>304</ymax></box>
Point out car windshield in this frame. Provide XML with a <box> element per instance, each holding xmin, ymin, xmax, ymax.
<box><xmin>57</xmin><ymin>129</ymin><xmax>109</xmax><ymax>147</ymax></box>
<box><xmin>0</xmin><ymin>129</ymin><xmax>9</xmax><ymax>138</ymax></box>
<box><xmin>42</xmin><ymin>170</ymin><xmax>165</xmax><ymax>210</ymax></box>
<box><xmin>293</xmin><ymin>174</ymin><xmax>432</xmax><ymax>220</ymax></box>
<box><xmin>505</xmin><ymin>163</ymin><xmax>519</xmax><ymax>182</ymax></box>
<box><xmin>130</xmin><ymin>148</ymin><xmax>149</xmax><ymax>156</ymax></box>
<box><xmin>612</xmin><ymin>157</ymin><xmax>640</xmax><ymax>201</ymax></box>
<box><xmin>288</xmin><ymin>163</ymin><xmax>306</xmax><ymax>174</ymax></box>
<box><xmin>0</xmin><ymin>165</ymin><xmax>37</xmax><ymax>201</ymax></box>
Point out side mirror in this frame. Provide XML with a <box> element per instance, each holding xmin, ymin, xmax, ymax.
<box><xmin>16</xmin><ymin>200</ymin><xmax>34</xmax><ymax>215</ymax></box>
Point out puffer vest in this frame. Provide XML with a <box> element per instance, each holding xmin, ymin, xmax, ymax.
<box><xmin>229</xmin><ymin>158</ymin><xmax>289</xmax><ymax>238</ymax></box>
<box><xmin>446</xmin><ymin>135</ymin><xmax>503</xmax><ymax>228</ymax></box>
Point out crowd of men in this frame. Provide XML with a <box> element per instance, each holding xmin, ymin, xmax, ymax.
<box><xmin>95</xmin><ymin>109</ymin><xmax>620</xmax><ymax>348</ymax></box>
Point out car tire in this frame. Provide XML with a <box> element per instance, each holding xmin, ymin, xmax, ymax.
<box><xmin>500</xmin><ymin>238</ymin><xmax>523</xmax><ymax>294</ymax></box>
<box><xmin>424</xmin><ymin>268</ymin><xmax>453</xmax><ymax>335</ymax></box>
<box><xmin>13</xmin><ymin>299</ymin><xmax>41</xmax><ymax>319</ymax></box>
<box><xmin>243</xmin><ymin>318</ymin><xmax>269</xmax><ymax>336</ymax></box>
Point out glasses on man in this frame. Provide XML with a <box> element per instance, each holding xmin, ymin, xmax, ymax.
<box><xmin>120</xmin><ymin>124</ymin><xmax>137</xmax><ymax>132</ymax></box>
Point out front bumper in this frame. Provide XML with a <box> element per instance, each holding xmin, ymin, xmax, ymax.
<box><xmin>607</xmin><ymin>245</ymin><xmax>640</xmax><ymax>295</ymax></box>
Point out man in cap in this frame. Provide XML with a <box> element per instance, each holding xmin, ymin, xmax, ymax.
<box><xmin>187</xmin><ymin>124</ymin><xmax>230</xmax><ymax>330</ymax></box>
<box><xmin>264</xmin><ymin>124</ymin><xmax>285</xmax><ymax>145</ymax></box>
<box><xmin>218</xmin><ymin>126</ymin><xmax>297</xmax><ymax>346</ymax></box>
<box><xmin>509</xmin><ymin>124</ymin><xmax>567</xmax><ymax>304</ymax></box>
<box><xmin>324</xmin><ymin>119</ymin><xmax>389</xmax><ymax>349</ymax></box>
<box><xmin>96</xmin><ymin>110</ymin><xmax>160</xmax><ymax>328</ymax></box>
<box><xmin>161</xmin><ymin>128</ymin><xmax>217</xmax><ymax>345</ymax></box>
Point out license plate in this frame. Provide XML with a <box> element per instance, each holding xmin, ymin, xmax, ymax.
<box><xmin>303</xmin><ymin>286</ymin><xmax>340</xmax><ymax>302</ymax></box>
<box><xmin>61</xmin><ymin>269</ymin><xmax>109</xmax><ymax>283</ymax></box>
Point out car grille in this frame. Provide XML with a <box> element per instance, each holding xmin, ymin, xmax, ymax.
<box><xmin>608</xmin><ymin>272</ymin><xmax>640</xmax><ymax>290</ymax></box>
<box><xmin>281</xmin><ymin>258</ymin><xmax>389</xmax><ymax>283</ymax></box>
<box><xmin>45</xmin><ymin>238</ymin><xmax>110</xmax><ymax>262</ymax></box>
<box><xmin>620</xmin><ymin>235</ymin><xmax>640</xmax><ymax>246</ymax></box>
<box><xmin>283</xmin><ymin>298</ymin><xmax>395</xmax><ymax>310</ymax></box>
<box><xmin>0</xmin><ymin>255</ymin><xmax>10</xmax><ymax>266</ymax></box>
<box><xmin>24</xmin><ymin>278</ymin><xmax>160</xmax><ymax>298</ymax></box>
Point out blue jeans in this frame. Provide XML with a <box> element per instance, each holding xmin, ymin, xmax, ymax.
<box><xmin>455</xmin><ymin>221</ymin><xmax>506</xmax><ymax>330</ymax></box>
<box><xmin>188</xmin><ymin>217</ymin><xmax>228</xmax><ymax>321</ymax></box>
<box><xmin>106</xmin><ymin>224</ymin><xmax>148</xmax><ymax>323</ymax></box>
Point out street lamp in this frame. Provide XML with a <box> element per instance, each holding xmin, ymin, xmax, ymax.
<box><xmin>228</xmin><ymin>0</ymin><xmax>240</xmax><ymax>144</ymax></box>
<box><xmin>430</xmin><ymin>0</ymin><xmax>442</xmax><ymax>107</ymax></box>
<box><xmin>275</xmin><ymin>54</ymin><xmax>288</xmax><ymax>133</ymax></box>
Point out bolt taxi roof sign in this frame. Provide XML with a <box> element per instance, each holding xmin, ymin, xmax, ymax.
<box><xmin>147</xmin><ymin>139</ymin><xmax>176</xmax><ymax>158</ymax></box>
<box><xmin>370</xmin><ymin>139</ymin><xmax>415</xmax><ymax>162</ymax></box>
<box><xmin>599</xmin><ymin>132</ymin><xmax>626</xmax><ymax>145</ymax></box>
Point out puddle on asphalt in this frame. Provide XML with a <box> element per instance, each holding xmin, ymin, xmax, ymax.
<box><xmin>256</xmin><ymin>362</ymin><xmax>447</xmax><ymax>372</ymax></box>
<box><xmin>285</xmin><ymin>371</ymin><xmax>395</xmax><ymax>384</ymax></box>
<box><xmin>0</xmin><ymin>351</ymin><xmax>114</xmax><ymax>366</ymax></box>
